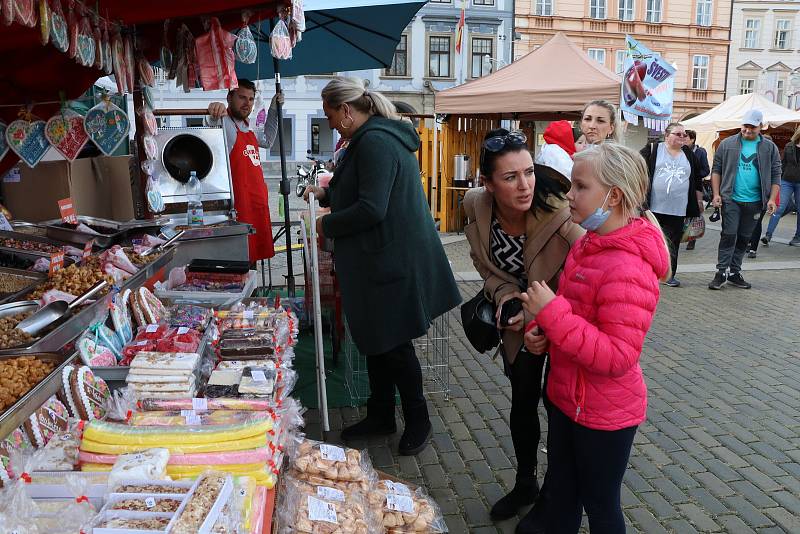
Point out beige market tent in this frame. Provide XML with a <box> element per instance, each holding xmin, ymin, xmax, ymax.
<box><xmin>434</xmin><ymin>32</ymin><xmax>620</xmax><ymax>118</ymax></box>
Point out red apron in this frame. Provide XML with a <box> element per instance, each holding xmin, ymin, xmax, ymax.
<box><xmin>229</xmin><ymin>121</ymin><xmax>275</xmax><ymax>261</ymax></box>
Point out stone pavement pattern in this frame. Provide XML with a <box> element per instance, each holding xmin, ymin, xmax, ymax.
<box><xmin>299</xmin><ymin>225</ymin><xmax>800</xmax><ymax>534</ymax></box>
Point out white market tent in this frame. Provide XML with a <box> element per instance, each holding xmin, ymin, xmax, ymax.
<box><xmin>682</xmin><ymin>93</ymin><xmax>800</xmax><ymax>153</ymax></box>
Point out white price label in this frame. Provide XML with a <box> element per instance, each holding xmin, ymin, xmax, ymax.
<box><xmin>386</xmin><ymin>494</ymin><xmax>415</xmax><ymax>514</ymax></box>
<box><xmin>307</xmin><ymin>496</ymin><xmax>338</xmax><ymax>524</ymax></box>
<box><xmin>317</xmin><ymin>486</ymin><xmax>345</xmax><ymax>502</ymax></box>
<box><xmin>251</xmin><ymin>370</ymin><xmax>267</xmax><ymax>383</ymax></box>
<box><xmin>180</xmin><ymin>410</ymin><xmax>196</xmax><ymax>417</ymax></box>
<box><xmin>243</xmin><ymin>310</ymin><xmax>254</xmax><ymax>320</ymax></box>
<box><xmin>384</xmin><ymin>480</ymin><xmax>412</xmax><ymax>496</ymax></box>
<box><xmin>177</xmin><ymin>327</ymin><xmax>189</xmax><ymax>335</ymax></box>
<box><xmin>146</xmin><ymin>324</ymin><xmax>159</xmax><ymax>333</ymax></box>
<box><xmin>185</xmin><ymin>413</ymin><xmax>201</xmax><ymax>425</ymax></box>
<box><xmin>145</xmin><ymin>497</ymin><xmax>156</xmax><ymax>508</ymax></box>
<box><xmin>0</xmin><ymin>213</ymin><xmax>12</xmax><ymax>231</ymax></box>
<box><xmin>135</xmin><ymin>340</ymin><xmax>148</xmax><ymax>346</ymax></box>
<box><xmin>319</xmin><ymin>444</ymin><xmax>346</xmax><ymax>462</ymax></box>
<box><xmin>132</xmin><ymin>453</ymin><xmax>144</xmax><ymax>462</ymax></box>
<box><xmin>192</xmin><ymin>398</ymin><xmax>208</xmax><ymax>411</ymax></box>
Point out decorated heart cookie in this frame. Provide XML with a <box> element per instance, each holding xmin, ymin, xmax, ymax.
<box><xmin>84</xmin><ymin>101</ymin><xmax>130</xmax><ymax>156</ymax></box>
<box><xmin>49</xmin><ymin>5</ymin><xmax>68</xmax><ymax>52</ymax></box>
<box><xmin>77</xmin><ymin>337</ymin><xmax>117</xmax><ymax>367</ymax></box>
<box><xmin>14</xmin><ymin>0</ymin><xmax>37</xmax><ymax>27</ymax></box>
<box><xmin>0</xmin><ymin>122</ymin><xmax>8</xmax><ymax>161</ymax></box>
<box><xmin>77</xmin><ymin>19</ymin><xmax>95</xmax><ymax>67</ymax></box>
<box><xmin>58</xmin><ymin>365</ymin><xmax>81</xmax><ymax>418</ymax></box>
<box><xmin>236</xmin><ymin>26</ymin><xmax>258</xmax><ymax>64</ymax></box>
<box><xmin>45</xmin><ymin>111</ymin><xmax>89</xmax><ymax>161</ymax></box>
<box><xmin>6</xmin><ymin>119</ymin><xmax>49</xmax><ymax>167</ymax></box>
<box><xmin>24</xmin><ymin>396</ymin><xmax>69</xmax><ymax>448</ymax></box>
<box><xmin>72</xmin><ymin>366</ymin><xmax>110</xmax><ymax>420</ymax></box>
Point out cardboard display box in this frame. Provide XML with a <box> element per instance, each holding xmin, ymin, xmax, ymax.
<box><xmin>2</xmin><ymin>156</ymin><xmax>136</xmax><ymax>223</ymax></box>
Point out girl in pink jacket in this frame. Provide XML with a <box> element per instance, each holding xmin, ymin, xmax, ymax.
<box><xmin>520</xmin><ymin>143</ymin><xmax>670</xmax><ymax>533</ymax></box>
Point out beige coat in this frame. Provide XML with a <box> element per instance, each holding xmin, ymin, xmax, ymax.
<box><xmin>463</xmin><ymin>188</ymin><xmax>585</xmax><ymax>364</ymax></box>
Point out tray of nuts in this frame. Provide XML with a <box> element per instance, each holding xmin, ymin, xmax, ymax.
<box><xmin>0</xmin><ymin>301</ymin><xmax>39</xmax><ymax>350</ymax></box>
<box><xmin>0</xmin><ymin>230</ymin><xmax>72</xmax><ymax>257</ymax></box>
<box><xmin>0</xmin><ymin>267</ymin><xmax>46</xmax><ymax>305</ymax></box>
<box><xmin>0</xmin><ymin>352</ymin><xmax>74</xmax><ymax>441</ymax></box>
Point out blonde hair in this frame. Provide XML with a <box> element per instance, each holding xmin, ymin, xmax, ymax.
<box><xmin>581</xmin><ymin>100</ymin><xmax>622</xmax><ymax>143</ymax></box>
<box><xmin>321</xmin><ymin>76</ymin><xmax>400</xmax><ymax>120</ymax></box>
<box><xmin>791</xmin><ymin>125</ymin><xmax>800</xmax><ymax>144</ymax></box>
<box><xmin>573</xmin><ymin>143</ymin><xmax>672</xmax><ymax>280</ymax></box>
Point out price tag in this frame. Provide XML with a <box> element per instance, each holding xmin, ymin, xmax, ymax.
<box><xmin>135</xmin><ymin>341</ymin><xmax>148</xmax><ymax>346</ymax></box>
<box><xmin>145</xmin><ymin>497</ymin><xmax>156</xmax><ymax>508</ymax></box>
<box><xmin>146</xmin><ymin>324</ymin><xmax>159</xmax><ymax>333</ymax></box>
<box><xmin>177</xmin><ymin>327</ymin><xmax>189</xmax><ymax>335</ymax></box>
<box><xmin>384</xmin><ymin>480</ymin><xmax>412</xmax><ymax>496</ymax></box>
<box><xmin>3</xmin><ymin>168</ymin><xmax>20</xmax><ymax>182</ymax></box>
<box><xmin>386</xmin><ymin>494</ymin><xmax>415</xmax><ymax>514</ymax></box>
<box><xmin>0</xmin><ymin>213</ymin><xmax>12</xmax><ymax>231</ymax></box>
<box><xmin>180</xmin><ymin>410</ymin><xmax>196</xmax><ymax>417</ymax></box>
<box><xmin>49</xmin><ymin>252</ymin><xmax>65</xmax><ymax>276</ymax></box>
<box><xmin>251</xmin><ymin>370</ymin><xmax>267</xmax><ymax>383</ymax></box>
<box><xmin>82</xmin><ymin>239</ymin><xmax>94</xmax><ymax>264</ymax></box>
<box><xmin>307</xmin><ymin>496</ymin><xmax>338</xmax><ymax>524</ymax></box>
<box><xmin>185</xmin><ymin>413</ymin><xmax>201</xmax><ymax>425</ymax></box>
<box><xmin>192</xmin><ymin>398</ymin><xmax>208</xmax><ymax>411</ymax></box>
<box><xmin>317</xmin><ymin>486</ymin><xmax>345</xmax><ymax>502</ymax></box>
<box><xmin>319</xmin><ymin>444</ymin><xmax>346</xmax><ymax>462</ymax></box>
<box><xmin>243</xmin><ymin>310</ymin><xmax>254</xmax><ymax>320</ymax></box>
<box><xmin>58</xmin><ymin>198</ymin><xmax>78</xmax><ymax>224</ymax></box>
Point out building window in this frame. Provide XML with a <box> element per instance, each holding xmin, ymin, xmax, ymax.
<box><xmin>472</xmin><ymin>0</ymin><xmax>494</xmax><ymax>5</ymax></box>
<box><xmin>692</xmin><ymin>55</ymin><xmax>709</xmax><ymax>90</ymax></box>
<box><xmin>429</xmin><ymin>0</ymin><xmax>452</xmax><ymax>3</ymax></box>
<box><xmin>588</xmin><ymin>48</ymin><xmax>606</xmax><ymax>66</ymax></box>
<box><xmin>589</xmin><ymin>0</ymin><xmax>606</xmax><ymax>19</ymax></box>
<box><xmin>695</xmin><ymin>0</ymin><xmax>712</xmax><ymax>26</ymax></box>
<box><xmin>615</xmin><ymin>50</ymin><xmax>627</xmax><ymax>75</ymax></box>
<box><xmin>618</xmin><ymin>0</ymin><xmax>634</xmax><ymax>21</ymax></box>
<box><xmin>777</xmin><ymin>79</ymin><xmax>786</xmax><ymax>104</ymax></box>
<box><xmin>775</xmin><ymin>19</ymin><xmax>791</xmax><ymax>50</ymax></box>
<box><xmin>471</xmin><ymin>37</ymin><xmax>493</xmax><ymax>78</ymax></box>
<box><xmin>386</xmin><ymin>35</ymin><xmax>408</xmax><ymax>77</ymax></box>
<box><xmin>311</xmin><ymin>124</ymin><xmax>320</xmax><ymax>154</ymax></box>
<box><xmin>744</xmin><ymin>19</ymin><xmax>761</xmax><ymax>48</ymax></box>
<box><xmin>428</xmin><ymin>36</ymin><xmax>451</xmax><ymax>78</ymax></box>
<box><xmin>646</xmin><ymin>0</ymin><xmax>662</xmax><ymax>23</ymax></box>
<box><xmin>739</xmin><ymin>78</ymin><xmax>755</xmax><ymax>94</ymax></box>
<box><xmin>535</xmin><ymin>0</ymin><xmax>553</xmax><ymax>16</ymax></box>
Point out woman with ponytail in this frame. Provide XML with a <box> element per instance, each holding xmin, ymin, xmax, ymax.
<box><xmin>304</xmin><ymin>77</ymin><xmax>460</xmax><ymax>456</ymax></box>
<box><xmin>519</xmin><ymin>143</ymin><xmax>670</xmax><ymax>533</ymax></box>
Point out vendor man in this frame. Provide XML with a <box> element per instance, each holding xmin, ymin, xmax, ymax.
<box><xmin>207</xmin><ymin>79</ymin><xmax>282</xmax><ymax>261</ymax></box>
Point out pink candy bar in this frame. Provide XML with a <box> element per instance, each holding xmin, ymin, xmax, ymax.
<box><xmin>79</xmin><ymin>447</ymin><xmax>270</xmax><ymax>466</ymax></box>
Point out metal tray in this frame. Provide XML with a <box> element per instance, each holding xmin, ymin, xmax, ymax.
<box><xmin>0</xmin><ymin>246</ymin><xmax>177</xmax><ymax>355</ymax></box>
<box><xmin>42</xmin><ymin>217</ymin><xmax>125</xmax><ymax>248</ymax></box>
<box><xmin>0</xmin><ymin>229</ymin><xmax>73</xmax><ymax>256</ymax></box>
<box><xmin>0</xmin><ymin>352</ymin><xmax>75</xmax><ymax>441</ymax></box>
<box><xmin>0</xmin><ymin>267</ymin><xmax>46</xmax><ymax>305</ymax></box>
<box><xmin>0</xmin><ymin>300</ymin><xmax>39</xmax><ymax>319</ymax></box>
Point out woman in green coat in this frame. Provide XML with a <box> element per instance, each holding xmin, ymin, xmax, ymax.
<box><xmin>305</xmin><ymin>77</ymin><xmax>461</xmax><ymax>456</ymax></box>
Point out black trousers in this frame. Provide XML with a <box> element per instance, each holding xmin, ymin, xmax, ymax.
<box><xmin>367</xmin><ymin>341</ymin><xmax>428</xmax><ymax>427</ymax></box>
<box><xmin>508</xmin><ymin>350</ymin><xmax>546</xmax><ymax>481</ymax></box>
<box><xmin>545</xmin><ymin>407</ymin><xmax>637</xmax><ymax>534</ymax></box>
<box><xmin>748</xmin><ymin>208</ymin><xmax>768</xmax><ymax>253</ymax></box>
<box><xmin>654</xmin><ymin>212</ymin><xmax>684</xmax><ymax>277</ymax></box>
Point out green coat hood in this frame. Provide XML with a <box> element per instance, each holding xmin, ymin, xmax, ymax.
<box><xmin>350</xmin><ymin>116</ymin><xmax>421</xmax><ymax>153</ymax></box>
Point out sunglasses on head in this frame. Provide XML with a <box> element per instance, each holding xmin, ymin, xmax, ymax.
<box><xmin>483</xmin><ymin>131</ymin><xmax>528</xmax><ymax>152</ymax></box>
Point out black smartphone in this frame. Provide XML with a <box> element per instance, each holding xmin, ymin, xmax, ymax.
<box><xmin>499</xmin><ymin>298</ymin><xmax>523</xmax><ymax>327</ymax></box>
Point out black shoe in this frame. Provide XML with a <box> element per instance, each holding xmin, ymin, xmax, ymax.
<box><xmin>727</xmin><ymin>272</ymin><xmax>752</xmax><ymax>289</ymax></box>
<box><xmin>398</xmin><ymin>420</ymin><xmax>432</xmax><ymax>456</ymax></box>
<box><xmin>746</xmin><ymin>250</ymin><xmax>757</xmax><ymax>259</ymax></box>
<box><xmin>340</xmin><ymin>416</ymin><xmax>397</xmax><ymax>441</ymax></box>
<box><xmin>665</xmin><ymin>277</ymin><xmax>680</xmax><ymax>287</ymax></box>
<box><xmin>491</xmin><ymin>477</ymin><xmax>539</xmax><ymax>520</ymax></box>
<box><xmin>686</xmin><ymin>241</ymin><xmax>696</xmax><ymax>250</ymax></box>
<box><xmin>708</xmin><ymin>272</ymin><xmax>726</xmax><ymax>290</ymax></box>
<box><xmin>761</xmin><ymin>235</ymin><xmax>771</xmax><ymax>247</ymax></box>
<box><xmin>516</xmin><ymin>494</ymin><xmax>547</xmax><ymax>534</ymax></box>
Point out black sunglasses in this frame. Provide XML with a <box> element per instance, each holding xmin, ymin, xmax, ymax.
<box><xmin>483</xmin><ymin>131</ymin><xmax>527</xmax><ymax>152</ymax></box>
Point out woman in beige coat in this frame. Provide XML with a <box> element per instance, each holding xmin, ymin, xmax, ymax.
<box><xmin>464</xmin><ymin>128</ymin><xmax>583</xmax><ymax>529</ymax></box>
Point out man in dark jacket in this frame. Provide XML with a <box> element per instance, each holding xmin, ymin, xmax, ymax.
<box><xmin>709</xmin><ymin>109</ymin><xmax>780</xmax><ymax>290</ymax></box>
<box><xmin>685</xmin><ymin>129</ymin><xmax>710</xmax><ymax>251</ymax></box>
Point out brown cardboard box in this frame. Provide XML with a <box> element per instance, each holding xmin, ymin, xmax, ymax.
<box><xmin>2</xmin><ymin>156</ymin><xmax>135</xmax><ymax>222</ymax></box>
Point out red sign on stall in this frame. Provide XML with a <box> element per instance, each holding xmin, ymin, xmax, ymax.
<box><xmin>58</xmin><ymin>198</ymin><xmax>78</xmax><ymax>224</ymax></box>
<box><xmin>82</xmin><ymin>239</ymin><xmax>94</xmax><ymax>264</ymax></box>
<box><xmin>49</xmin><ymin>252</ymin><xmax>65</xmax><ymax>276</ymax></box>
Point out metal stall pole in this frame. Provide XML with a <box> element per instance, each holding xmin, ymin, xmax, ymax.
<box><xmin>307</xmin><ymin>192</ymin><xmax>330</xmax><ymax>436</ymax></box>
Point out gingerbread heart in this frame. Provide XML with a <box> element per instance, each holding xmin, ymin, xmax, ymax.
<box><xmin>50</xmin><ymin>9</ymin><xmax>68</xmax><ymax>52</ymax></box>
<box><xmin>45</xmin><ymin>111</ymin><xmax>89</xmax><ymax>161</ymax></box>
<box><xmin>77</xmin><ymin>31</ymin><xmax>95</xmax><ymax>67</ymax></box>
<box><xmin>0</xmin><ymin>122</ymin><xmax>8</xmax><ymax>162</ymax></box>
<box><xmin>14</xmin><ymin>0</ymin><xmax>37</xmax><ymax>27</ymax></box>
<box><xmin>6</xmin><ymin>119</ymin><xmax>49</xmax><ymax>167</ymax></box>
<box><xmin>84</xmin><ymin>102</ymin><xmax>130</xmax><ymax>156</ymax></box>
<box><xmin>72</xmin><ymin>366</ymin><xmax>110</xmax><ymax>420</ymax></box>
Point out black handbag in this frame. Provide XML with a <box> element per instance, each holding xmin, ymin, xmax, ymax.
<box><xmin>460</xmin><ymin>290</ymin><xmax>500</xmax><ymax>353</ymax></box>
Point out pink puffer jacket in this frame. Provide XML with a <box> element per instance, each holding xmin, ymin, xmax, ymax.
<box><xmin>537</xmin><ymin>217</ymin><xmax>669</xmax><ymax>431</ymax></box>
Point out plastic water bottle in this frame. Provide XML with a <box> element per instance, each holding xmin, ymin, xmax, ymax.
<box><xmin>186</xmin><ymin>171</ymin><xmax>204</xmax><ymax>226</ymax></box>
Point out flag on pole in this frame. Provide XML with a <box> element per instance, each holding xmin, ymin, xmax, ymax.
<box><xmin>455</xmin><ymin>0</ymin><xmax>465</xmax><ymax>54</ymax></box>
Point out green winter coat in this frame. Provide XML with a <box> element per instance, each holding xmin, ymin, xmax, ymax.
<box><xmin>320</xmin><ymin>116</ymin><xmax>461</xmax><ymax>355</ymax></box>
